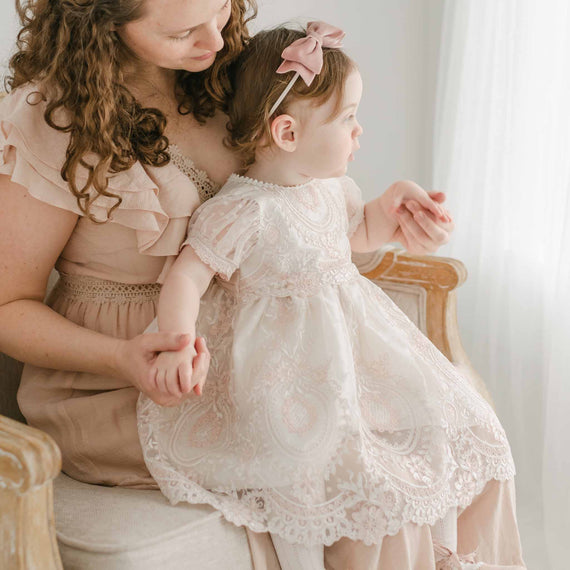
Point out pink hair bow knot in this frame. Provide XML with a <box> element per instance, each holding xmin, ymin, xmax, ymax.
<box><xmin>276</xmin><ymin>21</ymin><xmax>345</xmax><ymax>86</ymax></box>
<box><xmin>268</xmin><ymin>21</ymin><xmax>345</xmax><ymax>116</ymax></box>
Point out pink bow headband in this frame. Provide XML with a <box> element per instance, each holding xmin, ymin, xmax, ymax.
<box><xmin>268</xmin><ymin>21</ymin><xmax>345</xmax><ymax>117</ymax></box>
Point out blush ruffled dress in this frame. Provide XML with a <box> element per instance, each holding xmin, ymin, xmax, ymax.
<box><xmin>0</xmin><ymin>84</ymin><xmax>217</xmax><ymax>488</ymax></box>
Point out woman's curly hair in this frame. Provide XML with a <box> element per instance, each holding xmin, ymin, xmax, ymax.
<box><xmin>7</xmin><ymin>0</ymin><xmax>257</xmax><ymax>222</ymax></box>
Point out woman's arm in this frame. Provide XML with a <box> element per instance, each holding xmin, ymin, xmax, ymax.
<box><xmin>0</xmin><ymin>177</ymin><xmax>195</xmax><ymax>394</ymax></box>
<box><xmin>350</xmin><ymin>181</ymin><xmax>452</xmax><ymax>254</ymax></box>
<box><xmin>0</xmin><ymin>176</ymin><xmax>117</xmax><ymax>372</ymax></box>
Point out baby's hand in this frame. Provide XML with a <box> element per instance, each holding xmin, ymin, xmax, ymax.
<box><xmin>151</xmin><ymin>343</ymin><xmax>202</xmax><ymax>406</ymax></box>
<box><xmin>386</xmin><ymin>181</ymin><xmax>448</xmax><ymax>222</ymax></box>
<box><xmin>387</xmin><ymin>183</ymin><xmax>454</xmax><ymax>254</ymax></box>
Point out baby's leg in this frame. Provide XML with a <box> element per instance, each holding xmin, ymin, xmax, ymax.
<box><xmin>271</xmin><ymin>533</ymin><xmax>325</xmax><ymax>570</ymax></box>
<box><xmin>432</xmin><ymin>507</ymin><xmax>485</xmax><ymax>569</ymax></box>
<box><xmin>431</xmin><ymin>506</ymin><xmax>458</xmax><ymax>553</ymax></box>
<box><xmin>270</xmin><ymin>478</ymin><xmax>327</xmax><ymax>570</ymax></box>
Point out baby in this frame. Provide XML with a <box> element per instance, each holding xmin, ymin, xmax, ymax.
<box><xmin>138</xmin><ymin>22</ymin><xmax>518</xmax><ymax>570</ymax></box>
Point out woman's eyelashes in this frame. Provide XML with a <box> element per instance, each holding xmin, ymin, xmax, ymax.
<box><xmin>169</xmin><ymin>0</ymin><xmax>230</xmax><ymax>41</ymax></box>
<box><xmin>171</xmin><ymin>30</ymin><xmax>194</xmax><ymax>41</ymax></box>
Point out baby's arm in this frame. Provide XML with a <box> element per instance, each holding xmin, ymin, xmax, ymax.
<box><xmin>153</xmin><ymin>246</ymin><xmax>215</xmax><ymax>400</ymax></box>
<box><xmin>349</xmin><ymin>180</ymin><xmax>447</xmax><ymax>253</ymax></box>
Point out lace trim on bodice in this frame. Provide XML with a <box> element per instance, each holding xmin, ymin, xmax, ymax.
<box><xmin>168</xmin><ymin>144</ymin><xmax>220</xmax><ymax>203</ymax></box>
<box><xmin>228</xmin><ymin>173</ymin><xmax>314</xmax><ymax>191</ymax></box>
<box><xmin>202</xmin><ymin>256</ymin><xmax>361</xmax><ymax>302</ymax></box>
<box><xmin>52</xmin><ymin>273</ymin><xmax>162</xmax><ymax>304</ymax></box>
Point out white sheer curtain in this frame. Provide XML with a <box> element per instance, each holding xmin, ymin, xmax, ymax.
<box><xmin>432</xmin><ymin>2</ymin><xmax>570</xmax><ymax>568</ymax></box>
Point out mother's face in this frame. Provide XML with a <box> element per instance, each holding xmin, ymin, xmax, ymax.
<box><xmin>118</xmin><ymin>0</ymin><xmax>232</xmax><ymax>73</ymax></box>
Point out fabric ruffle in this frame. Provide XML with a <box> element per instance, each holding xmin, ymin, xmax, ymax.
<box><xmin>0</xmin><ymin>84</ymin><xmax>201</xmax><ymax>258</ymax></box>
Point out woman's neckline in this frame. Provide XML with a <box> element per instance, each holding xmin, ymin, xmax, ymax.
<box><xmin>168</xmin><ymin>144</ymin><xmax>216</xmax><ymax>186</ymax></box>
<box><xmin>229</xmin><ymin>172</ymin><xmax>315</xmax><ymax>190</ymax></box>
<box><xmin>168</xmin><ymin>144</ymin><xmax>220</xmax><ymax>203</ymax></box>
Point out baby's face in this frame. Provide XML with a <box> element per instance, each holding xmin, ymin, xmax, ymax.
<box><xmin>292</xmin><ymin>69</ymin><xmax>363</xmax><ymax>179</ymax></box>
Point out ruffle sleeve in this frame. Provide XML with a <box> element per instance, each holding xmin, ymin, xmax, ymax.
<box><xmin>181</xmin><ymin>191</ymin><xmax>260</xmax><ymax>281</ymax></box>
<box><xmin>340</xmin><ymin>176</ymin><xmax>365</xmax><ymax>237</ymax></box>
<box><xmin>0</xmin><ymin>84</ymin><xmax>201</xmax><ymax>257</ymax></box>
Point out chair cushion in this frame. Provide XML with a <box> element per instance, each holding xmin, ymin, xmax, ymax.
<box><xmin>53</xmin><ymin>473</ymin><xmax>253</xmax><ymax>570</ymax></box>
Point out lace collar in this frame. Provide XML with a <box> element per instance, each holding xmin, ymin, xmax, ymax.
<box><xmin>228</xmin><ymin>173</ymin><xmax>315</xmax><ymax>191</ymax></box>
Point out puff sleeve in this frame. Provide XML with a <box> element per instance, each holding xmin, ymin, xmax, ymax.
<box><xmin>0</xmin><ymin>85</ymin><xmax>201</xmax><ymax>256</ymax></box>
<box><xmin>1</xmin><ymin>89</ymin><xmax>84</xmax><ymax>216</ymax></box>
<box><xmin>340</xmin><ymin>176</ymin><xmax>365</xmax><ymax>237</ymax></box>
<box><xmin>182</xmin><ymin>192</ymin><xmax>261</xmax><ymax>281</ymax></box>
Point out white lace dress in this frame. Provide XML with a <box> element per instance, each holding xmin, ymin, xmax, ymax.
<box><xmin>137</xmin><ymin>174</ymin><xmax>515</xmax><ymax>546</ymax></box>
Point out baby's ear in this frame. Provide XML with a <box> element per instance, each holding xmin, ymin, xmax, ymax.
<box><xmin>270</xmin><ymin>114</ymin><xmax>298</xmax><ymax>152</ymax></box>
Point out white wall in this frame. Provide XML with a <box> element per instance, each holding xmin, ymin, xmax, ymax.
<box><xmin>253</xmin><ymin>0</ymin><xmax>445</xmax><ymax>196</ymax></box>
<box><xmin>0</xmin><ymin>3</ymin><xmax>19</xmax><ymax>84</ymax></box>
<box><xmin>0</xmin><ymin>0</ymin><xmax>444</xmax><ymax>198</ymax></box>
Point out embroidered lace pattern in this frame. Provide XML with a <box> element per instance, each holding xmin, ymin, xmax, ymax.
<box><xmin>137</xmin><ymin>175</ymin><xmax>516</xmax><ymax>547</ymax></box>
<box><xmin>53</xmin><ymin>273</ymin><xmax>161</xmax><ymax>304</ymax></box>
<box><xmin>168</xmin><ymin>144</ymin><xmax>220</xmax><ymax>203</ymax></box>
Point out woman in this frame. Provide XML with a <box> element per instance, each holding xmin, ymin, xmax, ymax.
<box><xmin>0</xmin><ymin>0</ymin><xmax>457</xmax><ymax>567</ymax></box>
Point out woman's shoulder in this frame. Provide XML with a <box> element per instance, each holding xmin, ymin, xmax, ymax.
<box><xmin>0</xmin><ymin>83</ymin><xmax>85</xmax><ymax>214</ymax></box>
<box><xmin>0</xmin><ymin>82</ymin><xmax>79</xmax><ymax>137</ymax></box>
<box><xmin>1</xmin><ymin>82</ymin><xmax>72</xmax><ymax>162</ymax></box>
<box><xmin>1</xmin><ymin>81</ymin><xmax>50</xmax><ymax>112</ymax></box>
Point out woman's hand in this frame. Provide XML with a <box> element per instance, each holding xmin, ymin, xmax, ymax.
<box><xmin>393</xmin><ymin>191</ymin><xmax>455</xmax><ymax>254</ymax></box>
<box><xmin>113</xmin><ymin>333</ymin><xmax>211</xmax><ymax>406</ymax></box>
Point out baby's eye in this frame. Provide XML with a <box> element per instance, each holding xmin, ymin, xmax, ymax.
<box><xmin>345</xmin><ymin>114</ymin><xmax>356</xmax><ymax>122</ymax></box>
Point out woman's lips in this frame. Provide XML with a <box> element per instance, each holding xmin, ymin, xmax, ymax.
<box><xmin>192</xmin><ymin>52</ymin><xmax>215</xmax><ymax>61</ymax></box>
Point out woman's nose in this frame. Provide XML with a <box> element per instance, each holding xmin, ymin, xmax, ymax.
<box><xmin>198</xmin><ymin>20</ymin><xmax>225</xmax><ymax>53</ymax></box>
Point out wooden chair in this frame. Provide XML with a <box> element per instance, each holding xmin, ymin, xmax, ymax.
<box><xmin>0</xmin><ymin>249</ymin><xmax>490</xmax><ymax>569</ymax></box>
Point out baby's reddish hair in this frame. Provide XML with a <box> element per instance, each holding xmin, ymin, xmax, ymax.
<box><xmin>226</xmin><ymin>25</ymin><xmax>356</xmax><ymax>172</ymax></box>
